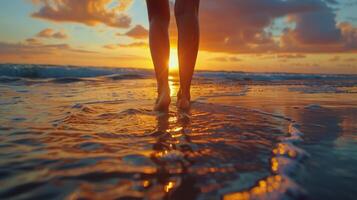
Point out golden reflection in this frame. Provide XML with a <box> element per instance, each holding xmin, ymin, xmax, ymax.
<box><xmin>171</xmin><ymin>132</ymin><xmax>183</xmax><ymax>138</ymax></box>
<box><xmin>224</xmin><ymin>139</ymin><xmax>300</xmax><ymax>200</ymax></box>
<box><xmin>223</xmin><ymin>175</ymin><xmax>284</xmax><ymax>200</ymax></box>
<box><xmin>271</xmin><ymin>157</ymin><xmax>279</xmax><ymax>173</ymax></box>
<box><xmin>169</xmin><ymin>49</ymin><xmax>179</xmax><ymax>71</ymax></box>
<box><xmin>151</xmin><ymin>106</ymin><xmax>193</xmax><ymax>196</ymax></box>
<box><xmin>173</xmin><ymin>127</ymin><xmax>183</xmax><ymax>132</ymax></box>
<box><xmin>168</xmin><ymin>75</ymin><xmax>178</xmax><ymax>97</ymax></box>
<box><xmin>272</xmin><ymin>143</ymin><xmax>297</xmax><ymax>158</ymax></box>
<box><xmin>143</xmin><ymin>180</ymin><xmax>150</xmax><ymax>188</ymax></box>
<box><xmin>164</xmin><ymin>181</ymin><xmax>175</xmax><ymax>193</ymax></box>
<box><xmin>169</xmin><ymin>116</ymin><xmax>177</xmax><ymax>123</ymax></box>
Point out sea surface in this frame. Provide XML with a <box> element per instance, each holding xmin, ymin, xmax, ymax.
<box><xmin>0</xmin><ymin>64</ymin><xmax>357</xmax><ymax>200</ymax></box>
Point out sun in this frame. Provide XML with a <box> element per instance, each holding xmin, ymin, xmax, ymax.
<box><xmin>169</xmin><ymin>49</ymin><xmax>179</xmax><ymax>71</ymax></box>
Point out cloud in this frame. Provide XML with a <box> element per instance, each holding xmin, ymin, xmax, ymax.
<box><xmin>329</xmin><ymin>56</ymin><xmax>340</xmax><ymax>62</ymax></box>
<box><xmin>344</xmin><ymin>57</ymin><xmax>357</xmax><ymax>62</ymax></box>
<box><xmin>37</xmin><ymin>28</ymin><xmax>54</xmax><ymax>38</ymax></box>
<box><xmin>31</xmin><ymin>0</ymin><xmax>132</xmax><ymax>28</ymax></box>
<box><xmin>324</xmin><ymin>0</ymin><xmax>339</xmax><ymax>5</ymax></box>
<box><xmin>287</xmin><ymin>3</ymin><xmax>341</xmax><ymax>44</ymax></box>
<box><xmin>193</xmin><ymin>0</ymin><xmax>323</xmax><ymax>54</ymax></box>
<box><xmin>0</xmin><ymin>41</ymin><xmax>96</xmax><ymax>56</ymax></box>
<box><xmin>116</xmin><ymin>0</ymin><xmax>134</xmax><ymax>11</ymax></box>
<box><xmin>339</xmin><ymin>22</ymin><xmax>357</xmax><ymax>50</ymax></box>
<box><xmin>277</xmin><ymin>54</ymin><xmax>306</xmax><ymax>59</ymax></box>
<box><xmin>28</xmin><ymin>0</ymin><xmax>357</xmax><ymax>55</ymax></box>
<box><xmin>118</xmin><ymin>42</ymin><xmax>148</xmax><ymax>48</ymax></box>
<box><xmin>103</xmin><ymin>41</ymin><xmax>148</xmax><ymax>49</ymax></box>
<box><xmin>103</xmin><ymin>44</ymin><xmax>119</xmax><ymax>50</ymax></box>
<box><xmin>210</xmin><ymin>56</ymin><xmax>242</xmax><ymax>62</ymax></box>
<box><xmin>26</xmin><ymin>38</ymin><xmax>42</xmax><ymax>45</ymax></box>
<box><xmin>36</xmin><ymin>28</ymin><xmax>68</xmax><ymax>39</ymax></box>
<box><xmin>281</xmin><ymin>20</ymin><xmax>357</xmax><ymax>53</ymax></box>
<box><xmin>167</xmin><ymin>0</ymin><xmax>357</xmax><ymax>54</ymax></box>
<box><xmin>52</xmin><ymin>31</ymin><xmax>68</xmax><ymax>39</ymax></box>
<box><xmin>105</xmin><ymin>54</ymin><xmax>148</xmax><ymax>61</ymax></box>
<box><xmin>278</xmin><ymin>0</ymin><xmax>356</xmax><ymax>53</ymax></box>
<box><xmin>121</xmin><ymin>25</ymin><xmax>149</xmax><ymax>39</ymax></box>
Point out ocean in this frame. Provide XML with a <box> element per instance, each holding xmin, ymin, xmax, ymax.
<box><xmin>0</xmin><ymin>64</ymin><xmax>356</xmax><ymax>200</ymax></box>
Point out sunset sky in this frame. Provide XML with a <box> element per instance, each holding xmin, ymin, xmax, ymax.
<box><xmin>0</xmin><ymin>0</ymin><xmax>356</xmax><ymax>74</ymax></box>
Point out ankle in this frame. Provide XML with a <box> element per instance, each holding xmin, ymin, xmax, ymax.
<box><xmin>178</xmin><ymin>88</ymin><xmax>190</xmax><ymax>100</ymax></box>
<box><xmin>158</xmin><ymin>85</ymin><xmax>170</xmax><ymax>94</ymax></box>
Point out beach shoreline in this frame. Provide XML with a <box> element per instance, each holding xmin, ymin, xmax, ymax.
<box><xmin>0</xmin><ymin>64</ymin><xmax>356</xmax><ymax>200</ymax></box>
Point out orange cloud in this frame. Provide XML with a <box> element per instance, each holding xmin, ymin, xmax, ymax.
<box><xmin>103</xmin><ymin>42</ymin><xmax>148</xmax><ymax>50</ymax></box>
<box><xmin>31</xmin><ymin>0</ymin><xmax>132</xmax><ymax>28</ymax></box>
<box><xmin>27</xmin><ymin>0</ymin><xmax>357</xmax><ymax>56</ymax></box>
<box><xmin>277</xmin><ymin>54</ymin><xmax>306</xmax><ymax>59</ymax></box>
<box><xmin>26</xmin><ymin>38</ymin><xmax>42</xmax><ymax>45</ymax></box>
<box><xmin>0</xmin><ymin>41</ymin><xmax>95</xmax><ymax>56</ymax></box>
<box><xmin>210</xmin><ymin>56</ymin><xmax>242</xmax><ymax>62</ymax></box>
<box><xmin>122</xmin><ymin>25</ymin><xmax>149</xmax><ymax>39</ymax></box>
<box><xmin>103</xmin><ymin>44</ymin><xmax>119</xmax><ymax>50</ymax></box>
<box><xmin>52</xmin><ymin>31</ymin><xmax>68</xmax><ymax>39</ymax></box>
<box><xmin>329</xmin><ymin>56</ymin><xmax>340</xmax><ymax>62</ymax></box>
<box><xmin>116</xmin><ymin>0</ymin><xmax>134</xmax><ymax>12</ymax></box>
<box><xmin>118</xmin><ymin>42</ymin><xmax>148</xmax><ymax>48</ymax></box>
<box><xmin>36</xmin><ymin>28</ymin><xmax>68</xmax><ymax>39</ymax></box>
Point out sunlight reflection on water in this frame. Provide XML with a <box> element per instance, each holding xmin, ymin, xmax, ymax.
<box><xmin>0</xmin><ymin>72</ymin><xmax>357</xmax><ymax>200</ymax></box>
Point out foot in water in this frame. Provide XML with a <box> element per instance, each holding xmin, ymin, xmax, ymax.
<box><xmin>177</xmin><ymin>89</ymin><xmax>191</xmax><ymax>111</ymax></box>
<box><xmin>154</xmin><ymin>87</ymin><xmax>171</xmax><ymax>111</ymax></box>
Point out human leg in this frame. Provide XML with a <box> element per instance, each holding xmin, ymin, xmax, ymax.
<box><xmin>146</xmin><ymin>0</ymin><xmax>171</xmax><ymax>111</ymax></box>
<box><xmin>175</xmin><ymin>0</ymin><xmax>200</xmax><ymax>110</ymax></box>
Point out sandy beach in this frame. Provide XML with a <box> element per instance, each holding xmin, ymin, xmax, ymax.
<box><xmin>0</xmin><ymin>64</ymin><xmax>357</xmax><ymax>200</ymax></box>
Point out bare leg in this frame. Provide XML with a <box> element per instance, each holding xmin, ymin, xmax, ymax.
<box><xmin>146</xmin><ymin>0</ymin><xmax>171</xmax><ymax>111</ymax></box>
<box><xmin>175</xmin><ymin>0</ymin><xmax>200</xmax><ymax>110</ymax></box>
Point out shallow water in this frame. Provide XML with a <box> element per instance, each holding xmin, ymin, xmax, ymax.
<box><xmin>0</xmin><ymin>64</ymin><xmax>357</xmax><ymax>200</ymax></box>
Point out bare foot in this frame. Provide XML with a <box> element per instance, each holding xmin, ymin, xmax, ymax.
<box><xmin>154</xmin><ymin>87</ymin><xmax>171</xmax><ymax>111</ymax></box>
<box><xmin>177</xmin><ymin>89</ymin><xmax>191</xmax><ymax>111</ymax></box>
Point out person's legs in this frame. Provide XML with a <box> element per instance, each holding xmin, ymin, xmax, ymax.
<box><xmin>175</xmin><ymin>0</ymin><xmax>200</xmax><ymax>110</ymax></box>
<box><xmin>146</xmin><ymin>0</ymin><xmax>171</xmax><ymax>111</ymax></box>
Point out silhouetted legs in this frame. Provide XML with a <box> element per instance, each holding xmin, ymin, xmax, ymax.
<box><xmin>146</xmin><ymin>0</ymin><xmax>200</xmax><ymax>111</ymax></box>
<box><xmin>175</xmin><ymin>0</ymin><xmax>200</xmax><ymax>110</ymax></box>
<box><xmin>146</xmin><ymin>0</ymin><xmax>171</xmax><ymax>111</ymax></box>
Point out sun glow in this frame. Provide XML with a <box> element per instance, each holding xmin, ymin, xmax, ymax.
<box><xmin>169</xmin><ymin>49</ymin><xmax>179</xmax><ymax>71</ymax></box>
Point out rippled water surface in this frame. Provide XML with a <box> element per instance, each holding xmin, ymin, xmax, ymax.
<box><xmin>0</xmin><ymin>64</ymin><xmax>357</xmax><ymax>200</ymax></box>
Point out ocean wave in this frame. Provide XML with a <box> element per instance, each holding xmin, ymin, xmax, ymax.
<box><xmin>289</xmin><ymin>85</ymin><xmax>357</xmax><ymax>94</ymax></box>
<box><xmin>196</xmin><ymin>71</ymin><xmax>357</xmax><ymax>82</ymax></box>
<box><xmin>1</xmin><ymin>64</ymin><xmax>357</xmax><ymax>84</ymax></box>
<box><xmin>0</xmin><ymin>64</ymin><xmax>151</xmax><ymax>79</ymax></box>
